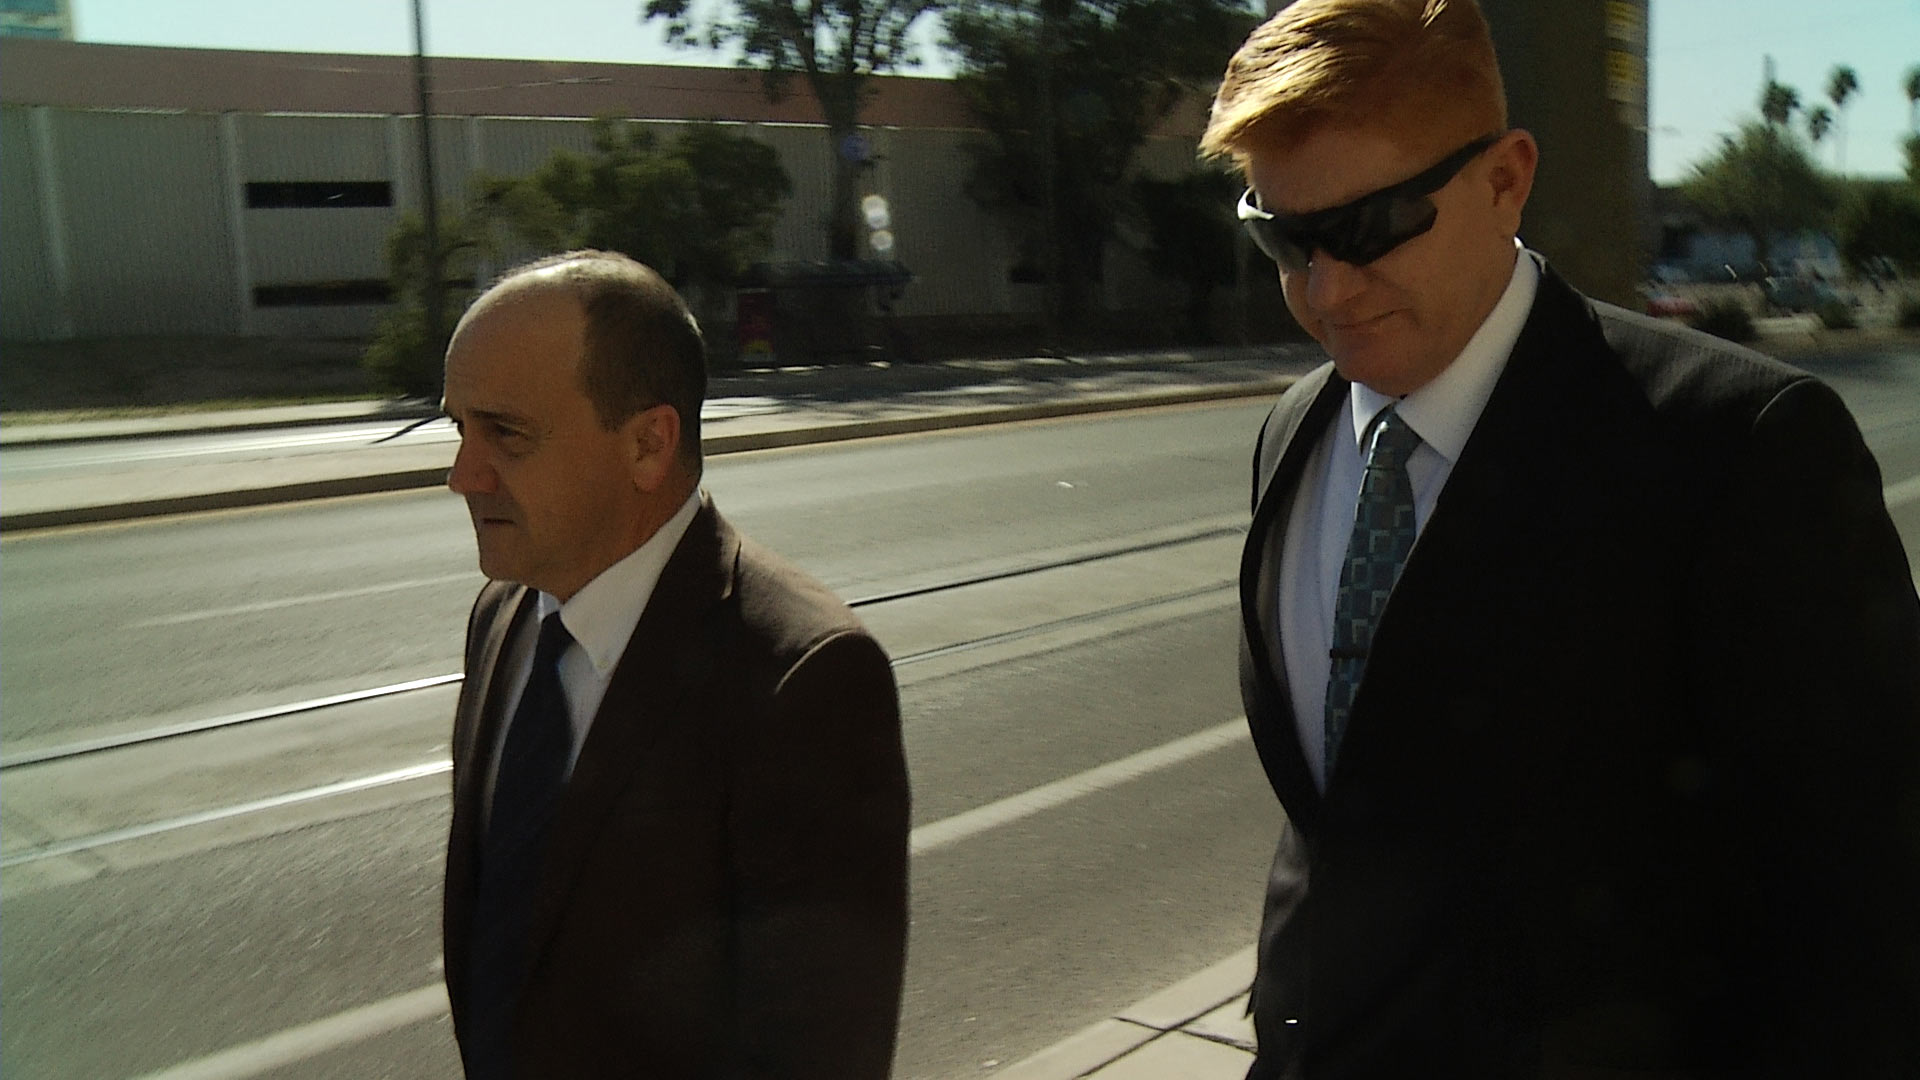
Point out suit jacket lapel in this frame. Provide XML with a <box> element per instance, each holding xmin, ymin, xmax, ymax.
<box><xmin>1242</xmin><ymin>365</ymin><xmax>1348</xmax><ymax>826</ymax></box>
<box><xmin>519</xmin><ymin>496</ymin><xmax>737</xmax><ymax>970</ymax></box>
<box><xmin>444</xmin><ymin>582</ymin><xmax>536</xmax><ymax>1007</ymax></box>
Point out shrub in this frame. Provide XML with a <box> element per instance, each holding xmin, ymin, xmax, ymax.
<box><xmin>362</xmin><ymin>300</ymin><xmax>449</xmax><ymax>400</ymax></box>
<box><xmin>1815</xmin><ymin>300</ymin><xmax>1856</xmax><ymax>330</ymax></box>
<box><xmin>1689</xmin><ymin>299</ymin><xmax>1756</xmax><ymax>343</ymax></box>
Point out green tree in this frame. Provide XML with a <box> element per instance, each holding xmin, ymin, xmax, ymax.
<box><xmin>1760</xmin><ymin>80</ymin><xmax>1800</xmax><ymax>128</ymax></box>
<box><xmin>642</xmin><ymin>0</ymin><xmax>943</xmax><ymax>260</ymax></box>
<box><xmin>1132</xmin><ymin>167</ymin><xmax>1241</xmax><ymax>341</ymax></box>
<box><xmin>944</xmin><ymin>0</ymin><xmax>1255</xmax><ymax>332</ymax></box>
<box><xmin>1825</xmin><ymin>64</ymin><xmax>1857</xmax><ymax>171</ymax></box>
<box><xmin>1905</xmin><ymin>132</ymin><xmax>1920</xmax><ymax>184</ymax></box>
<box><xmin>1835</xmin><ymin>180</ymin><xmax>1920</xmax><ymax>275</ymax></box>
<box><xmin>1906</xmin><ymin>64</ymin><xmax>1920</xmax><ymax>131</ymax></box>
<box><xmin>1806</xmin><ymin>104</ymin><xmax>1833</xmax><ymax>150</ymax></box>
<box><xmin>362</xmin><ymin>212</ymin><xmax>487</xmax><ymax>397</ymax></box>
<box><xmin>1681</xmin><ymin>121</ymin><xmax>1836</xmax><ymax>265</ymax></box>
<box><xmin>472</xmin><ymin>117</ymin><xmax>791</xmax><ymax>298</ymax></box>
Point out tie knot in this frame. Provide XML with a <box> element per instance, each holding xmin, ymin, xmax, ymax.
<box><xmin>533</xmin><ymin>612</ymin><xmax>574</xmax><ymax>670</ymax></box>
<box><xmin>1366</xmin><ymin>408</ymin><xmax>1421</xmax><ymax>468</ymax></box>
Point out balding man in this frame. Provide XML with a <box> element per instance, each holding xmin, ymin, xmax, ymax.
<box><xmin>1206</xmin><ymin>0</ymin><xmax>1920</xmax><ymax>1075</ymax></box>
<box><xmin>439</xmin><ymin>250</ymin><xmax>909</xmax><ymax>1079</ymax></box>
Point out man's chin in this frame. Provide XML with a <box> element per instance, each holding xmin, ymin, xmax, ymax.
<box><xmin>472</xmin><ymin>543</ymin><xmax>521</xmax><ymax>586</ymax></box>
<box><xmin>1330</xmin><ymin>343</ymin><xmax>1438</xmax><ymax>398</ymax></box>
<box><xmin>1331</xmin><ymin>353</ymin><xmax>1407</xmax><ymax>396</ymax></box>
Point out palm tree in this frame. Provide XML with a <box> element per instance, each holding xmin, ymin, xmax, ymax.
<box><xmin>1760</xmin><ymin>80</ymin><xmax>1800</xmax><ymax>128</ymax></box>
<box><xmin>1826</xmin><ymin>64</ymin><xmax>1857</xmax><ymax>172</ymax></box>
<box><xmin>1806</xmin><ymin>104</ymin><xmax>1833</xmax><ymax>153</ymax></box>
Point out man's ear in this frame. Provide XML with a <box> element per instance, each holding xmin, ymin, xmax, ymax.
<box><xmin>1485</xmin><ymin>128</ymin><xmax>1538</xmax><ymax>234</ymax></box>
<box><xmin>625</xmin><ymin>403</ymin><xmax>682</xmax><ymax>493</ymax></box>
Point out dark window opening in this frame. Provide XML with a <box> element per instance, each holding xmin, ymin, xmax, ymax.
<box><xmin>246</xmin><ymin>181</ymin><xmax>392</xmax><ymax>209</ymax></box>
<box><xmin>251</xmin><ymin>277</ymin><xmax>477</xmax><ymax>307</ymax></box>
<box><xmin>253</xmin><ymin>280</ymin><xmax>392</xmax><ymax>307</ymax></box>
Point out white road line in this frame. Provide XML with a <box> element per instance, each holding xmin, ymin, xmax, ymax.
<box><xmin>0</xmin><ymin>761</ymin><xmax>451</xmax><ymax>868</ymax></box>
<box><xmin>130</xmin><ymin>573</ymin><xmax>479</xmax><ymax>628</ymax></box>
<box><xmin>115</xmin><ymin>718</ymin><xmax>1251</xmax><ymax>1079</ymax></box>
<box><xmin>3</xmin><ymin>426</ymin><xmax>449</xmax><ymax>472</ymax></box>
<box><xmin>911</xmin><ymin>718</ymin><xmax>1248</xmax><ymax>854</ymax></box>
<box><xmin>1886</xmin><ymin>474</ymin><xmax>1920</xmax><ymax>511</ymax></box>
<box><xmin>128</xmin><ymin>985</ymin><xmax>450</xmax><ymax>1080</ymax></box>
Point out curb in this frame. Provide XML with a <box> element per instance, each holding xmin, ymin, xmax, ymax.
<box><xmin>0</xmin><ymin>403</ymin><xmax>443</xmax><ymax>449</ymax></box>
<box><xmin>995</xmin><ymin>946</ymin><xmax>1257</xmax><ymax>1080</ymax></box>
<box><xmin>0</xmin><ymin>379</ymin><xmax>1291</xmax><ymax>533</ymax></box>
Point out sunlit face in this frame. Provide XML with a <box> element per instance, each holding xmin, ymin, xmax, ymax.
<box><xmin>1245</xmin><ymin>121</ymin><xmax>1535</xmax><ymax>397</ymax></box>
<box><xmin>442</xmin><ymin>281</ymin><xmax>662</xmax><ymax>601</ymax></box>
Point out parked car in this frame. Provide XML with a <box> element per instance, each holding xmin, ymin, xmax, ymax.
<box><xmin>1644</xmin><ymin>292</ymin><xmax>1700</xmax><ymax>319</ymax></box>
<box><xmin>1761</xmin><ymin>276</ymin><xmax>1842</xmax><ymax>313</ymax></box>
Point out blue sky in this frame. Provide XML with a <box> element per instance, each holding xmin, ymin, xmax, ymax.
<box><xmin>70</xmin><ymin>0</ymin><xmax>1920</xmax><ymax>183</ymax></box>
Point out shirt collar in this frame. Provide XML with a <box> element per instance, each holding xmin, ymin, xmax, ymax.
<box><xmin>536</xmin><ymin>489</ymin><xmax>704</xmax><ymax>676</ymax></box>
<box><xmin>1349</xmin><ymin>243</ymin><xmax>1538</xmax><ymax>462</ymax></box>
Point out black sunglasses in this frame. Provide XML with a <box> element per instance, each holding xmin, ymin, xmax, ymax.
<box><xmin>1237</xmin><ymin>134</ymin><xmax>1501</xmax><ymax>271</ymax></box>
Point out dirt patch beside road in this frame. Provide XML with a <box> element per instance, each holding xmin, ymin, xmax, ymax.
<box><xmin>0</xmin><ymin>336</ymin><xmax>375</xmax><ymax>418</ymax></box>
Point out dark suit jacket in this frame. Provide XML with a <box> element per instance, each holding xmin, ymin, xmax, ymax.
<box><xmin>1239</xmin><ymin>262</ymin><xmax>1920</xmax><ymax>1078</ymax></box>
<box><xmin>443</xmin><ymin>497</ymin><xmax>910</xmax><ymax>1079</ymax></box>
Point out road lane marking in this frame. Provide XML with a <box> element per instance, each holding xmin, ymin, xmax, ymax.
<box><xmin>128</xmin><ymin>984</ymin><xmax>450</xmax><ymax>1080</ymax></box>
<box><xmin>1886</xmin><ymin>474</ymin><xmax>1920</xmax><ymax>511</ymax></box>
<box><xmin>1</xmin><ymin>674</ymin><xmax>465</xmax><ymax>769</ymax></box>
<box><xmin>0</xmin><ymin>761</ymin><xmax>451</xmax><ymax>867</ymax></box>
<box><xmin>910</xmin><ymin>717</ymin><xmax>1249</xmax><ymax>855</ymax></box>
<box><xmin>110</xmin><ymin>718</ymin><xmax>1253</xmax><ymax>1078</ymax></box>
<box><xmin>130</xmin><ymin>573</ymin><xmax>479</xmax><ymax>628</ymax></box>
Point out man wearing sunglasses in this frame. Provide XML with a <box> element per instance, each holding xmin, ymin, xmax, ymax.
<box><xmin>1202</xmin><ymin>1</ymin><xmax>1920</xmax><ymax>1076</ymax></box>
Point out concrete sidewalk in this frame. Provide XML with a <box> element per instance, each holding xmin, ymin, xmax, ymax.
<box><xmin>0</xmin><ymin>346</ymin><xmax>1315</xmax><ymax>531</ymax></box>
<box><xmin>996</xmin><ymin>947</ymin><xmax>1258</xmax><ymax>1079</ymax></box>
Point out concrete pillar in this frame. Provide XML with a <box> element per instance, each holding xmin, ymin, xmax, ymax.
<box><xmin>216</xmin><ymin>111</ymin><xmax>256</xmax><ymax>336</ymax></box>
<box><xmin>28</xmin><ymin>106</ymin><xmax>75</xmax><ymax>339</ymax></box>
<box><xmin>467</xmin><ymin>116</ymin><xmax>491</xmax><ymax>287</ymax></box>
<box><xmin>1481</xmin><ymin>0</ymin><xmax>1650</xmax><ymax>307</ymax></box>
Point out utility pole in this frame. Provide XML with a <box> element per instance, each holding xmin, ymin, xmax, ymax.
<box><xmin>1036</xmin><ymin>0</ymin><xmax>1061</xmax><ymax>349</ymax></box>
<box><xmin>412</xmin><ymin>0</ymin><xmax>445</xmax><ymax>399</ymax></box>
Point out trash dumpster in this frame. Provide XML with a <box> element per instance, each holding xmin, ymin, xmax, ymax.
<box><xmin>738</xmin><ymin>259</ymin><xmax>914</xmax><ymax>365</ymax></box>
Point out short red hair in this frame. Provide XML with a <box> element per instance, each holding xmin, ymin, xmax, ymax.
<box><xmin>1202</xmin><ymin>0</ymin><xmax>1507</xmax><ymax>163</ymax></box>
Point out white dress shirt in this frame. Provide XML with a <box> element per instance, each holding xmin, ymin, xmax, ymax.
<box><xmin>483</xmin><ymin>489</ymin><xmax>703</xmax><ymax>821</ymax></box>
<box><xmin>1277</xmin><ymin>247</ymin><xmax>1538</xmax><ymax>790</ymax></box>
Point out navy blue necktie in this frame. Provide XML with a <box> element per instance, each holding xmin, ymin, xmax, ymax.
<box><xmin>466</xmin><ymin>611</ymin><xmax>574</xmax><ymax>1080</ymax></box>
<box><xmin>1325</xmin><ymin>407</ymin><xmax>1421</xmax><ymax>779</ymax></box>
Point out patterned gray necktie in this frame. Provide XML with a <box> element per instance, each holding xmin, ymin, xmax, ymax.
<box><xmin>1325</xmin><ymin>407</ymin><xmax>1422</xmax><ymax>778</ymax></box>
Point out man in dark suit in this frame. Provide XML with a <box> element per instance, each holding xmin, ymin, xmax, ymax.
<box><xmin>438</xmin><ymin>250</ymin><xmax>909</xmax><ymax>1078</ymax></box>
<box><xmin>1199</xmin><ymin>1</ymin><xmax>1920</xmax><ymax>1075</ymax></box>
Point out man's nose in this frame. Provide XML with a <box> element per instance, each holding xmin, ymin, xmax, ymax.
<box><xmin>1303</xmin><ymin>251</ymin><xmax>1368</xmax><ymax>313</ymax></box>
<box><xmin>446</xmin><ymin>436</ymin><xmax>496</xmax><ymax>496</ymax></box>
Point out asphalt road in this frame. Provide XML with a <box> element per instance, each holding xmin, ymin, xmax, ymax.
<box><xmin>1</xmin><ymin>398</ymin><xmax>1282</xmax><ymax>1080</ymax></box>
<box><xmin>3</xmin><ymin>342</ymin><xmax>1918</xmax><ymax>1080</ymax></box>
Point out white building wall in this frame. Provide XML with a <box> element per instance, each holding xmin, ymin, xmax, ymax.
<box><xmin>1</xmin><ymin>104</ymin><xmax>1203</xmax><ymax>343</ymax></box>
<box><xmin>872</xmin><ymin>127</ymin><xmax>1023</xmax><ymax>319</ymax></box>
<box><xmin>51</xmin><ymin>109</ymin><xmax>239</xmax><ymax>335</ymax></box>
